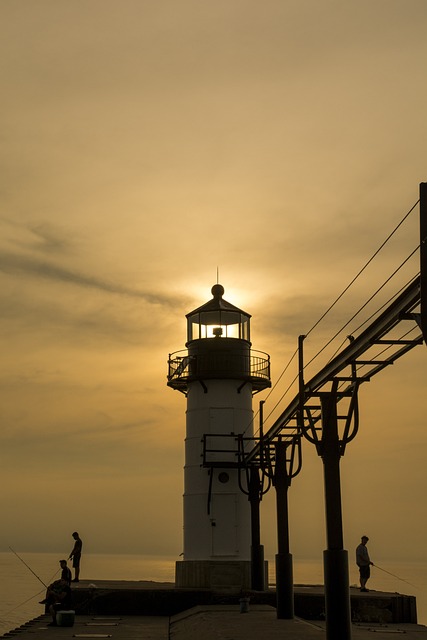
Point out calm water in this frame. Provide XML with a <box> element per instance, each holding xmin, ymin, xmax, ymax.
<box><xmin>0</xmin><ymin>552</ymin><xmax>425</xmax><ymax>635</ymax></box>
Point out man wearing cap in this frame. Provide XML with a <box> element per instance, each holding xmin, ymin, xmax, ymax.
<box><xmin>356</xmin><ymin>535</ymin><xmax>374</xmax><ymax>592</ymax></box>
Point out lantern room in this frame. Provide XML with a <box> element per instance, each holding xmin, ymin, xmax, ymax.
<box><xmin>186</xmin><ymin>284</ymin><xmax>250</xmax><ymax>344</ymax></box>
<box><xmin>167</xmin><ymin>284</ymin><xmax>271</xmax><ymax>394</ymax></box>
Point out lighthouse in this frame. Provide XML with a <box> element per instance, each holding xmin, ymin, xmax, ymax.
<box><xmin>167</xmin><ymin>284</ymin><xmax>271</xmax><ymax>589</ymax></box>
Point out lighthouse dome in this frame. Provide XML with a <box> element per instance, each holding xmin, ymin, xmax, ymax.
<box><xmin>211</xmin><ymin>283</ymin><xmax>225</xmax><ymax>298</ymax></box>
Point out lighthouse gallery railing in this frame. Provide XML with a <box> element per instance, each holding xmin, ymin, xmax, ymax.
<box><xmin>167</xmin><ymin>348</ymin><xmax>270</xmax><ymax>389</ymax></box>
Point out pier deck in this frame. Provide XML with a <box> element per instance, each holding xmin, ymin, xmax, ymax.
<box><xmin>1</xmin><ymin>580</ymin><xmax>423</xmax><ymax>640</ymax></box>
<box><xmin>2</xmin><ymin>610</ymin><xmax>427</xmax><ymax>640</ymax></box>
<box><xmin>69</xmin><ymin>579</ymin><xmax>417</xmax><ymax>624</ymax></box>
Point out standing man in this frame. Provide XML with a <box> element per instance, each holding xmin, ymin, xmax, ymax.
<box><xmin>69</xmin><ymin>532</ymin><xmax>83</xmax><ymax>583</ymax></box>
<box><xmin>356</xmin><ymin>535</ymin><xmax>373</xmax><ymax>592</ymax></box>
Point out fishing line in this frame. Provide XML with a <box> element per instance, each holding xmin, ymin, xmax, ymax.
<box><xmin>374</xmin><ymin>563</ymin><xmax>418</xmax><ymax>589</ymax></box>
<box><xmin>1</xmin><ymin>552</ymin><xmax>63</xmax><ymax>631</ymax></box>
<box><xmin>9</xmin><ymin>547</ymin><xmax>48</xmax><ymax>588</ymax></box>
<box><xmin>0</xmin><ymin>564</ymin><xmax>61</xmax><ymax>630</ymax></box>
<box><xmin>2</xmin><ymin>587</ymin><xmax>45</xmax><ymax>616</ymax></box>
<box><xmin>0</xmin><ymin>585</ymin><xmax>47</xmax><ymax>632</ymax></box>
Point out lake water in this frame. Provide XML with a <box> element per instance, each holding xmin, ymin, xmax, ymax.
<box><xmin>0</xmin><ymin>552</ymin><xmax>425</xmax><ymax>635</ymax></box>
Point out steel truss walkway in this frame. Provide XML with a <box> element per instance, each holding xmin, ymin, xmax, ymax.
<box><xmin>202</xmin><ymin>183</ymin><xmax>427</xmax><ymax>640</ymax></box>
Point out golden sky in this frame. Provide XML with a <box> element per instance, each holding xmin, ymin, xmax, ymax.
<box><xmin>0</xmin><ymin>0</ymin><xmax>426</xmax><ymax>567</ymax></box>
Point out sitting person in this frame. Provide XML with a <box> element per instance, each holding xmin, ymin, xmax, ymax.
<box><xmin>46</xmin><ymin>578</ymin><xmax>72</xmax><ymax>626</ymax></box>
<box><xmin>39</xmin><ymin>560</ymin><xmax>72</xmax><ymax>605</ymax></box>
<box><xmin>60</xmin><ymin>559</ymin><xmax>72</xmax><ymax>584</ymax></box>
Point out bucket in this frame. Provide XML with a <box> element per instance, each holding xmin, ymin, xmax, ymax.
<box><xmin>56</xmin><ymin>610</ymin><xmax>75</xmax><ymax>627</ymax></box>
<box><xmin>239</xmin><ymin>597</ymin><xmax>250</xmax><ymax>613</ymax></box>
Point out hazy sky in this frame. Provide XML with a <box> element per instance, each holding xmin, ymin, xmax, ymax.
<box><xmin>0</xmin><ymin>0</ymin><xmax>426</xmax><ymax>571</ymax></box>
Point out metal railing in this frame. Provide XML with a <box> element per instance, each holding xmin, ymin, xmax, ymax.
<box><xmin>167</xmin><ymin>348</ymin><xmax>271</xmax><ymax>391</ymax></box>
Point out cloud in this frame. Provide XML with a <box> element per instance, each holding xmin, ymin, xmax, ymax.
<box><xmin>0</xmin><ymin>250</ymin><xmax>182</xmax><ymax>306</ymax></box>
<box><xmin>0</xmin><ymin>0</ymin><xmax>425</xmax><ymax>566</ymax></box>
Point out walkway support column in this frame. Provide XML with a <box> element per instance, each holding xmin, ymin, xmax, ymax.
<box><xmin>249</xmin><ymin>466</ymin><xmax>265</xmax><ymax>591</ymax></box>
<box><xmin>320</xmin><ymin>390</ymin><xmax>352</xmax><ymax>640</ymax></box>
<box><xmin>274</xmin><ymin>440</ymin><xmax>294</xmax><ymax>619</ymax></box>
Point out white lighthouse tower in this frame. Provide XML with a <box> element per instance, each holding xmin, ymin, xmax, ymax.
<box><xmin>167</xmin><ymin>284</ymin><xmax>271</xmax><ymax>589</ymax></box>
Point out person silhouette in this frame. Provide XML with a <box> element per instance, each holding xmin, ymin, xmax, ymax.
<box><xmin>356</xmin><ymin>535</ymin><xmax>374</xmax><ymax>592</ymax></box>
<box><xmin>68</xmin><ymin>532</ymin><xmax>83</xmax><ymax>582</ymax></box>
<box><xmin>47</xmin><ymin>578</ymin><xmax>72</xmax><ymax>626</ymax></box>
<box><xmin>39</xmin><ymin>559</ymin><xmax>72</xmax><ymax>605</ymax></box>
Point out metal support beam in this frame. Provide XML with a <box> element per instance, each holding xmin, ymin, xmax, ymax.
<box><xmin>320</xmin><ymin>390</ymin><xmax>352</xmax><ymax>640</ymax></box>
<box><xmin>236</xmin><ymin>182</ymin><xmax>426</xmax><ymax>638</ymax></box>
<box><xmin>274</xmin><ymin>441</ymin><xmax>294</xmax><ymax>619</ymax></box>
<box><xmin>248</xmin><ymin>467</ymin><xmax>265</xmax><ymax>591</ymax></box>
<box><xmin>420</xmin><ymin>182</ymin><xmax>427</xmax><ymax>342</ymax></box>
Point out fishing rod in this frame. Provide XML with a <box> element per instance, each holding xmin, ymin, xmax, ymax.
<box><xmin>9</xmin><ymin>546</ymin><xmax>48</xmax><ymax>589</ymax></box>
<box><xmin>374</xmin><ymin>563</ymin><xmax>418</xmax><ymax>589</ymax></box>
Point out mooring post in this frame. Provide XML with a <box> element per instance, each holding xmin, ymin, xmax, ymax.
<box><xmin>249</xmin><ymin>466</ymin><xmax>265</xmax><ymax>591</ymax></box>
<box><xmin>320</xmin><ymin>391</ymin><xmax>352</xmax><ymax>640</ymax></box>
<box><xmin>274</xmin><ymin>440</ymin><xmax>294</xmax><ymax>619</ymax></box>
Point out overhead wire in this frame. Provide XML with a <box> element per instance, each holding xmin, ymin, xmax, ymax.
<box><xmin>262</xmin><ymin>257</ymin><xmax>419</xmax><ymax>431</ymax></box>
<box><xmin>327</xmin><ymin>274</ymin><xmax>421</xmax><ymax>364</ymax></box>
<box><xmin>260</xmin><ymin>370</ymin><xmax>299</xmax><ymax>430</ymax></box>
<box><xmin>264</xmin><ymin>348</ymin><xmax>298</xmax><ymax>403</ymax></box>
<box><xmin>304</xmin><ymin>199</ymin><xmax>420</xmax><ymax>341</ymax></box>
<box><xmin>246</xmin><ymin>347</ymin><xmax>298</xmax><ymax>437</ymax></box>
<box><xmin>266</xmin><ymin>311</ymin><xmax>423</xmax><ymax>441</ymax></box>
<box><xmin>355</xmin><ymin>324</ymin><xmax>421</xmax><ymax>381</ymax></box>
<box><xmin>256</xmin><ymin>198</ymin><xmax>420</xmax><ymax>434</ymax></box>
<box><xmin>303</xmin><ymin>245</ymin><xmax>420</xmax><ymax>373</ymax></box>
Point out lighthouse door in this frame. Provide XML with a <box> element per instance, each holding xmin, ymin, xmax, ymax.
<box><xmin>211</xmin><ymin>493</ymin><xmax>238</xmax><ymax>556</ymax></box>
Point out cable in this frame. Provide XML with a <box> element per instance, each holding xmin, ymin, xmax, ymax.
<box><xmin>348</xmin><ymin>274</ymin><xmax>419</xmax><ymax>339</ymax></box>
<box><xmin>244</xmin><ymin>347</ymin><xmax>298</xmax><ymax>437</ymax></box>
<box><xmin>259</xmin><ymin>266</ymin><xmax>419</xmax><ymax>437</ymax></box>
<box><xmin>325</xmin><ymin>274</ymin><xmax>420</xmax><ymax>364</ymax></box>
<box><xmin>304</xmin><ymin>246</ymin><xmax>420</xmax><ymax>372</ymax></box>
<box><xmin>352</xmin><ymin>325</ymin><xmax>421</xmax><ymax>382</ymax></box>
<box><xmin>262</xmin><ymin>373</ymin><xmax>299</xmax><ymax>427</ymax></box>
<box><xmin>264</xmin><ymin>348</ymin><xmax>298</xmax><ymax>403</ymax></box>
<box><xmin>304</xmin><ymin>199</ymin><xmax>419</xmax><ymax>340</ymax></box>
<box><xmin>248</xmin><ymin>199</ymin><xmax>420</xmax><ymax>438</ymax></box>
<box><xmin>260</xmin><ymin>199</ymin><xmax>419</xmax><ymax>433</ymax></box>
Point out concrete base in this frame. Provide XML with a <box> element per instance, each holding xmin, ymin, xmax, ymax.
<box><xmin>175</xmin><ymin>560</ymin><xmax>268</xmax><ymax>592</ymax></box>
<box><xmin>70</xmin><ymin>581</ymin><xmax>417</xmax><ymax>623</ymax></box>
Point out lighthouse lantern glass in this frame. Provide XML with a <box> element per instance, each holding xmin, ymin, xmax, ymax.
<box><xmin>187</xmin><ymin>310</ymin><xmax>250</xmax><ymax>341</ymax></box>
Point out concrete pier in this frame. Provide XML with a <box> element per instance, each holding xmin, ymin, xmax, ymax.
<box><xmin>66</xmin><ymin>579</ymin><xmax>417</xmax><ymax>623</ymax></box>
<box><xmin>1</xmin><ymin>580</ymin><xmax>422</xmax><ymax>640</ymax></box>
<box><xmin>1</xmin><ymin>609</ymin><xmax>426</xmax><ymax>640</ymax></box>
